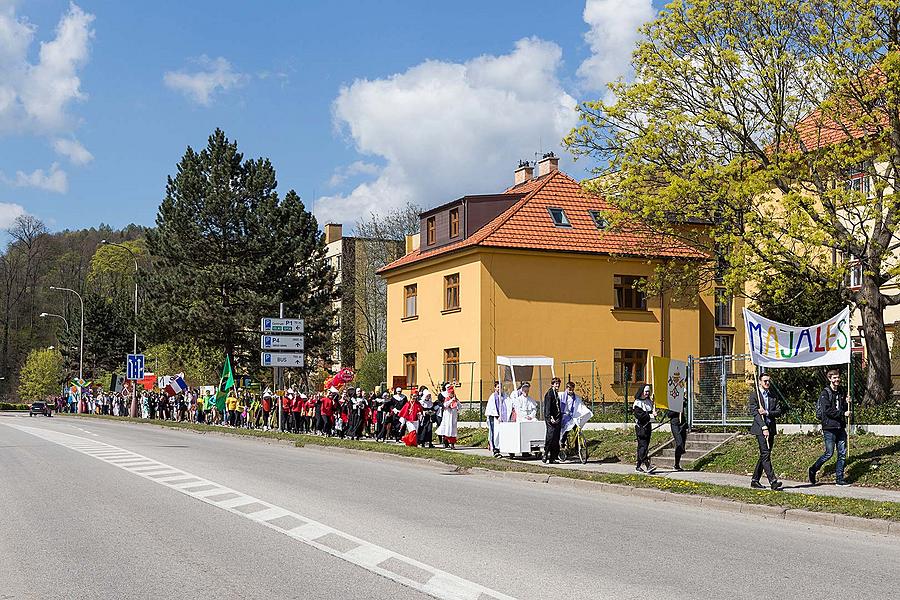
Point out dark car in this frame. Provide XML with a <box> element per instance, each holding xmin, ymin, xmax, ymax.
<box><xmin>29</xmin><ymin>401</ymin><xmax>52</xmax><ymax>417</ymax></box>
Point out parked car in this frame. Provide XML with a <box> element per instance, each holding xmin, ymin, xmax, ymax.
<box><xmin>29</xmin><ymin>401</ymin><xmax>52</xmax><ymax>417</ymax></box>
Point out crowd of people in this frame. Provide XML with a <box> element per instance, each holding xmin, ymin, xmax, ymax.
<box><xmin>46</xmin><ymin>367</ymin><xmax>854</xmax><ymax>488</ymax></box>
<box><xmin>52</xmin><ymin>382</ymin><xmax>465</xmax><ymax>449</ymax></box>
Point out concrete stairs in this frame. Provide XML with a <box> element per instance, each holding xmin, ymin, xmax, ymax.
<box><xmin>650</xmin><ymin>432</ymin><xmax>736</xmax><ymax>469</ymax></box>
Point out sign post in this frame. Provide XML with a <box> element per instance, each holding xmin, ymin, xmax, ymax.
<box><xmin>262</xmin><ymin>308</ymin><xmax>304</xmax><ymax>432</ymax></box>
<box><xmin>126</xmin><ymin>354</ymin><xmax>145</xmax><ymax>381</ymax></box>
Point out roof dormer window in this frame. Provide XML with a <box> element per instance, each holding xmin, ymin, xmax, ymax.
<box><xmin>589</xmin><ymin>210</ymin><xmax>608</xmax><ymax>230</ymax></box>
<box><xmin>547</xmin><ymin>207</ymin><xmax>571</xmax><ymax>228</ymax></box>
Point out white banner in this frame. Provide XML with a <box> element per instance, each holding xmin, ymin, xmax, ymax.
<box><xmin>743</xmin><ymin>306</ymin><xmax>851</xmax><ymax>368</ymax></box>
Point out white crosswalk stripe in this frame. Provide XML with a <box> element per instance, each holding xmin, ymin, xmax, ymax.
<box><xmin>5</xmin><ymin>422</ymin><xmax>516</xmax><ymax>600</ymax></box>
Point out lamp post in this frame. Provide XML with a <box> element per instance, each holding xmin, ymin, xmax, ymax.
<box><xmin>49</xmin><ymin>286</ymin><xmax>84</xmax><ymax>413</ymax></box>
<box><xmin>101</xmin><ymin>240</ymin><xmax>140</xmax><ymax>417</ymax></box>
<box><xmin>39</xmin><ymin>312</ymin><xmax>70</xmax><ymax>331</ymax></box>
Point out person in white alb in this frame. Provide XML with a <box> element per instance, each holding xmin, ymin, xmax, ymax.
<box><xmin>484</xmin><ymin>381</ymin><xmax>509</xmax><ymax>457</ymax></box>
<box><xmin>509</xmin><ymin>382</ymin><xmax>537</xmax><ymax>421</ymax></box>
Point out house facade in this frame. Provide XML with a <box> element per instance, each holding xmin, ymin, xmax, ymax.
<box><xmin>379</xmin><ymin>156</ymin><xmax>744</xmax><ymax>406</ymax></box>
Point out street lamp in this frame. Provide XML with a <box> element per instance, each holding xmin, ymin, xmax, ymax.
<box><xmin>49</xmin><ymin>286</ymin><xmax>84</xmax><ymax>412</ymax></box>
<box><xmin>40</xmin><ymin>312</ymin><xmax>70</xmax><ymax>332</ymax></box>
<box><xmin>100</xmin><ymin>240</ymin><xmax>140</xmax><ymax>417</ymax></box>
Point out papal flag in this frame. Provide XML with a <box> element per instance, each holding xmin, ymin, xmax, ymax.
<box><xmin>650</xmin><ymin>356</ymin><xmax>687</xmax><ymax>413</ymax></box>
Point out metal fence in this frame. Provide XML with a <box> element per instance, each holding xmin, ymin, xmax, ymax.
<box><xmin>687</xmin><ymin>353</ymin><xmax>753</xmax><ymax>426</ymax></box>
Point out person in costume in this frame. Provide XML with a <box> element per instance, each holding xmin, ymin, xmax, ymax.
<box><xmin>633</xmin><ymin>385</ymin><xmax>656</xmax><ymax>473</ymax></box>
<box><xmin>436</xmin><ymin>385</ymin><xmax>460</xmax><ymax>449</ymax></box>
<box><xmin>484</xmin><ymin>381</ymin><xmax>509</xmax><ymax>457</ymax></box>
<box><xmin>509</xmin><ymin>382</ymin><xmax>537</xmax><ymax>421</ymax></box>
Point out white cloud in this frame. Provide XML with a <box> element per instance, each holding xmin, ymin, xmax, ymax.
<box><xmin>163</xmin><ymin>56</ymin><xmax>245</xmax><ymax>105</ymax></box>
<box><xmin>327</xmin><ymin>161</ymin><xmax>380</xmax><ymax>187</ymax></box>
<box><xmin>7</xmin><ymin>162</ymin><xmax>68</xmax><ymax>193</ymax></box>
<box><xmin>0</xmin><ymin>202</ymin><xmax>26</xmax><ymax>228</ymax></box>
<box><xmin>577</xmin><ymin>0</ymin><xmax>654</xmax><ymax>91</ymax></box>
<box><xmin>0</xmin><ymin>2</ymin><xmax>95</xmax><ymax>133</ymax></box>
<box><xmin>52</xmin><ymin>137</ymin><xmax>92</xmax><ymax>165</ymax></box>
<box><xmin>317</xmin><ymin>37</ymin><xmax>578</xmax><ymax>226</ymax></box>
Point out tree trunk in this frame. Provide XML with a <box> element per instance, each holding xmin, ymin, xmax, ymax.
<box><xmin>860</xmin><ymin>279</ymin><xmax>892</xmax><ymax>405</ymax></box>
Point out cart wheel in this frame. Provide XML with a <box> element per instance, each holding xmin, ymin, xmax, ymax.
<box><xmin>558</xmin><ymin>449</ymin><xmax>567</xmax><ymax>462</ymax></box>
<box><xmin>579</xmin><ymin>442</ymin><xmax>588</xmax><ymax>464</ymax></box>
<box><xmin>507</xmin><ymin>453</ymin><xmax>515</xmax><ymax>459</ymax></box>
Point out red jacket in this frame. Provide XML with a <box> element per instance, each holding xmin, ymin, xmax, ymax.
<box><xmin>321</xmin><ymin>396</ymin><xmax>334</xmax><ymax>417</ymax></box>
<box><xmin>262</xmin><ymin>398</ymin><xmax>272</xmax><ymax>412</ymax></box>
<box><xmin>281</xmin><ymin>396</ymin><xmax>291</xmax><ymax>411</ymax></box>
<box><xmin>399</xmin><ymin>400</ymin><xmax>422</xmax><ymax>422</ymax></box>
<box><xmin>292</xmin><ymin>397</ymin><xmax>304</xmax><ymax>412</ymax></box>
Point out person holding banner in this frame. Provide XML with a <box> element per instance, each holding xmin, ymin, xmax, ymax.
<box><xmin>668</xmin><ymin>408</ymin><xmax>688</xmax><ymax>471</ymax></box>
<box><xmin>747</xmin><ymin>373</ymin><xmax>784</xmax><ymax>490</ymax></box>
<box><xmin>808</xmin><ymin>369</ymin><xmax>851</xmax><ymax>486</ymax></box>
<box><xmin>633</xmin><ymin>385</ymin><xmax>656</xmax><ymax>473</ymax></box>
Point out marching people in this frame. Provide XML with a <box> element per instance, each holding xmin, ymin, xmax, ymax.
<box><xmin>417</xmin><ymin>386</ymin><xmax>436</xmax><ymax>448</ymax></box>
<box><xmin>747</xmin><ymin>372</ymin><xmax>784</xmax><ymax>490</ymax></box>
<box><xmin>668</xmin><ymin>405</ymin><xmax>689</xmax><ymax>471</ymax></box>
<box><xmin>809</xmin><ymin>369</ymin><xmax>852</xmax><ymax>486</ymax></box>
<box><xmin>376</xmin><ymin>392</ymin><xmax>394</xmax><ymax>442</ymax></box>
<box><xmin>398</xmin><ymin>391</ymin><xmax>422</xmax><ymax>446</ymax></box>
<box><xmin>436</xmin><ymin>384</ymin><xmax>460</xmax><ymax>449</ymax></box>
<box><xmin>633</xmin><ymin>385</ymin><xmax>656</xmax><ymax>473</ymax></box>
<box><xmin>484</xmin><ymin>381</ymin><xmax>508</xmax><ymax>457</ymax></box>
<box><xmin>543</xmin><ymin>378</ymin><xmax>562</xmax><ymax>464</ymax></box>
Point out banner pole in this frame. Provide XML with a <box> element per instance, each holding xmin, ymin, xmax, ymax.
<box><xmin>847</xmin><ymin>355</ymin><xmax>852</xmax><ymax>460</ymax></box>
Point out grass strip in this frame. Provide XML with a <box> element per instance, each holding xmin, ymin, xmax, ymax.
<box><xmin>67</xmin><ymin>413</ymin><xmax>900</xmax><ymax>522</ymax></box>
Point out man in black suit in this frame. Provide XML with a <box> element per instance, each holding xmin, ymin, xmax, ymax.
<box><xmin>747</xmin><ymin>372</ymin><xmax>784</xmax><ymax>490</ymax></box>
<box><xmin>543</xmin><ymin>377</ymin><xmax>562</xmax><ymax>464</ymax></box>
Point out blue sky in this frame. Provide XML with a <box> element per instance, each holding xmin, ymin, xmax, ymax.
<box><xmin>0</xmin><ymin>0</ymin><xmax>666</xmax><ymax>233</ymax></box>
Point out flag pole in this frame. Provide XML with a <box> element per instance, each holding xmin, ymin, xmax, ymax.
<box><xmin>847</xmin><ymin>353</ymin><xmax>852</xmax><ymax>460</ymax></box>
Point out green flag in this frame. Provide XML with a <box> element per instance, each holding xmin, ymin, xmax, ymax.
<box><xmin>215</xmin><ymin>354</ymin><xmax>235</xmax><ymax>411</ymax></box>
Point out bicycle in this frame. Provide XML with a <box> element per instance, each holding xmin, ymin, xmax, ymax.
<box><xmin>558</xmin><ymin>423</ymin><xmax>589</xmax><ymax>464</ymax></box>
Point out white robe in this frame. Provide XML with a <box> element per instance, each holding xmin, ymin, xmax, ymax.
<box><xmin>436</xmin><ymin>396</ymin><xmax>459</xmax><ymax>438</ymax></box>
<box><xmin>510</xmin><ymin>390</ymin><xmax>537</xmax><ymax>421</ymax></box>
<box><xmin>560</xmin><ymin>391</ymin><xmax>593</xmax><ymax>435</ymax></box>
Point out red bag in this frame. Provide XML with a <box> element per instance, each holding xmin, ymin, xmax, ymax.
<box><xmin>402</xmin><ymin>430</ymin><xmax>418</xmax><ymax>446</ymax></box>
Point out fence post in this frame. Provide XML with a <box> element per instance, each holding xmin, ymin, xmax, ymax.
<box><xmin>720</xmin><ymin>353</ymin><xmax>727</xmax><ymax>429</ymax></box>
<box><xmin>591</xmin><ymin>360</ymin><xmax>596</xmax><ymax>415</ymax></box>
<box><xmin>624</xmin><ymin>379</ymin><xmax>629</xmax><ymax>428</ymax></box>
<box><xmin>687</xmin><ymin>355</ymin><xmax>693</xmax><ymax>429</ymax></box>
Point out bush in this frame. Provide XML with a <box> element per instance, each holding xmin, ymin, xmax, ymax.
<box><xmin>0</xmin><ymin>402</ymin><xmax>30</xmax><ymax>410</ymax></box>
<box><xmin>355</xmin><ymin>351</ymin><xmax>386</xmax><ymax>392</ymax></box>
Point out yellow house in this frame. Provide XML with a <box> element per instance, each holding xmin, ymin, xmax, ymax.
<box><xmin>379</xmin><ymin>155</ymin><xmax>744</xmax><ymax>408</ymax></box>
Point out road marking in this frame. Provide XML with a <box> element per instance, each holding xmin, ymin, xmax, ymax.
<box><xmin>5</xmin><ymin>422</ymin><xmax>517</xmax><ymax>600</ymax></box>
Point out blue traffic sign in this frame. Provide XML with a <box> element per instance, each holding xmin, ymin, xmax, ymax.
<box><xmin>126</xmin><ymin>353</ymin><xmax>145</xmax><ymax>380</ymax></box>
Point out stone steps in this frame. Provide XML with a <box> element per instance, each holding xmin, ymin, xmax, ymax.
<box><xmin>649</xmin><ymin>431</ymin><xmax>737</xmax><ymax>469</ymax></box>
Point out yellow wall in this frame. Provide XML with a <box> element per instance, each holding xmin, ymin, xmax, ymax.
<box><xmin>385</xmin><ymin>247</ymin><xmax>739</xmax><ymax>401</ymax></box>
<box><xmin>385</xmin><ymin>250</ymin><xmax>482</xmax><ymax>391</ymax></box>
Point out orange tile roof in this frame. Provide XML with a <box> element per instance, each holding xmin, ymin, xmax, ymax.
<box><xmin>378</xmin><ymin>170</ymin><xmax>706</xmax><ymax>275</ymax></box>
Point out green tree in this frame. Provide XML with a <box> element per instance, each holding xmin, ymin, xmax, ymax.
<box><xmin>144</xmin><ymin>129</ymin><xmax>336</xmax><ymax>380</ymax></box>
<box><xmin>18</xmin><ymin>347</ymin><xmax>63</xmax><ymax>401</ymax></box>
<box><xmin>567</xmin><ymin>0</ymin><xmax>900</xmax><ymax>405</ymax></box>
<box><xmin>144</xmin><ymin>340</ymin><xmax>219</xmax><ymax>387</ymax></box>
<box><xmin>355</xmin><ymin>351</ymin><xmax>386</xmax><ymax>391</ymax></box>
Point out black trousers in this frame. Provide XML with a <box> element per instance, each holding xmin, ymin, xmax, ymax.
<box><xmin>418</xmin><ymin>418</ymin><xmax>433</xmax><ymax>446</ymax></box>
<box><xmin>544</xmin><ymin>421</ymin><xmax>562</xmax><ymax>460</ymax></box>
<box><xmin>753</xmin><ymin>433</ymin><xmax>777</xmax><ymax>483</ymax></box>
<box><xmin>635</xmin><ymin>424</ymin><xmax>651</xmax><ymax>467</ymax></box>
<box><xmin>671</xmin><ymin>420</ymin><xmax>687</xmax><ymax>467</ymax></box>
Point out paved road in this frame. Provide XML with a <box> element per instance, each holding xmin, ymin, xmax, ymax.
<box><xmin>1</xmin><ymin>413</ymin><xmax>897</xmax><ymax>600</ymax></box>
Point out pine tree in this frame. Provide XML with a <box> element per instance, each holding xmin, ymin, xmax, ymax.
<box><xmin>144</xmin><ymin>129</ymin><xmax>336</xmax><ymax>379</ymax></box>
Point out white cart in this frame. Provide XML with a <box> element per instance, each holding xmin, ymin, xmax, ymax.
<box><xmin>495</xmin><ymin>355</ymin><xmax>555</xmax><ymax>458</ymax></box>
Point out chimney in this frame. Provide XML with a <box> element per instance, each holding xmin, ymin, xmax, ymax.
<box><xmin>324</xmin><ymin>223</ymin><xmax>342</xmax><ymax>244</ymax></box>
<box><xmin>405</xmin><ymin>233</ymin><xmax>420</xmax><ymax>254</ymax></box>
<box><xmin>514</xmin><ymin>160</ymin><xmax>534</xmax><ymax>186</ymax></box>
<box><xmin>537</xmin><ymin>152</ymin><xmax>559</xmax><ymax>177</ymax></box>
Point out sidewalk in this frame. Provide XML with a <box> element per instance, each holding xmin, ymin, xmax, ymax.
<box><xmin>416</xmin><ymin>442</ymin><xmax>900</xmax><ymax>504</ymax></box>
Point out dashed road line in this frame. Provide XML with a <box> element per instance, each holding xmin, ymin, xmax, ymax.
<box><xmin>5</xmin><ymin>422</ymin><xmax>517</xmax><ymax>600</ymax></box>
